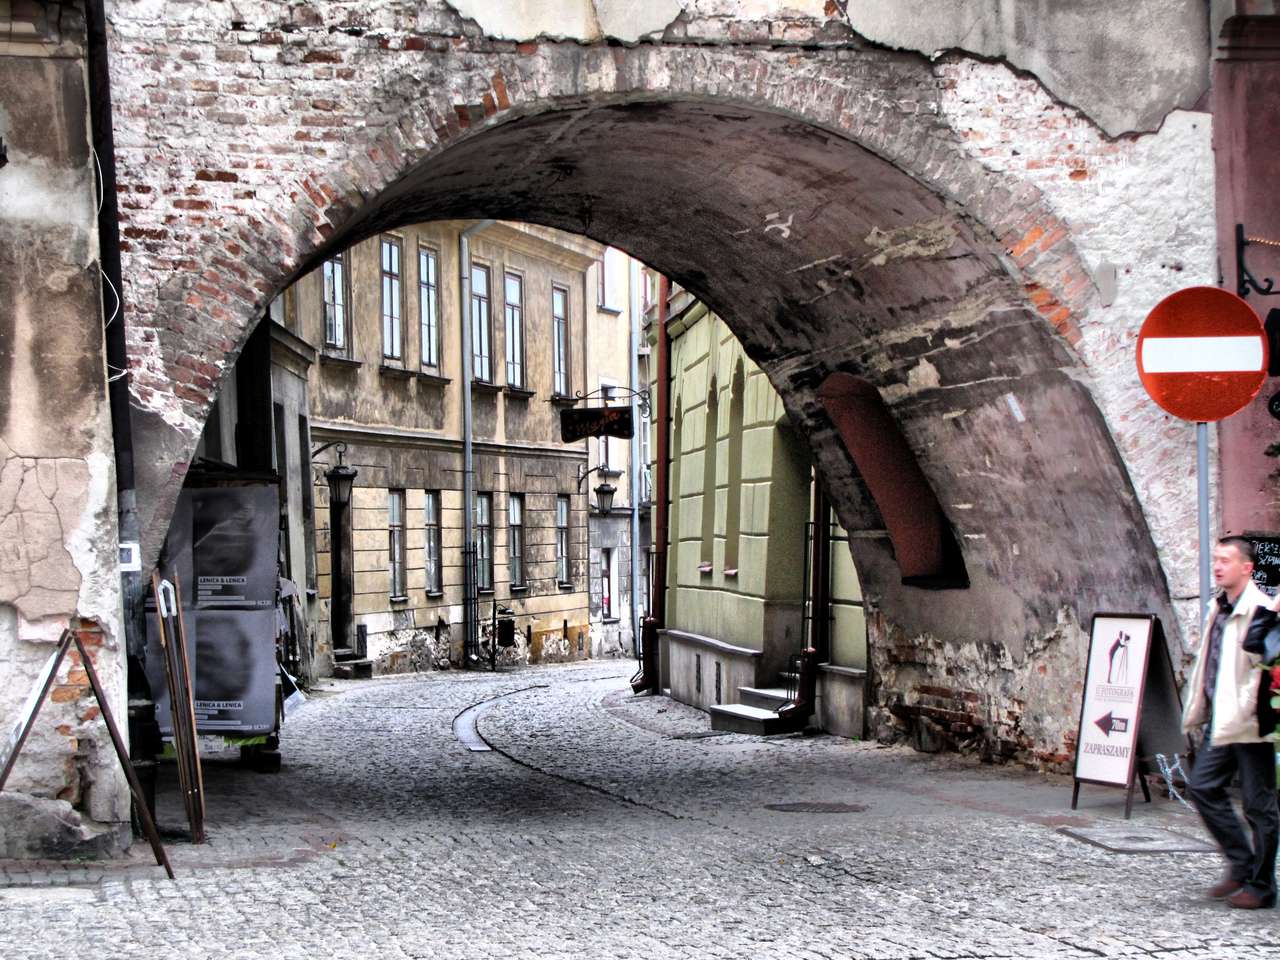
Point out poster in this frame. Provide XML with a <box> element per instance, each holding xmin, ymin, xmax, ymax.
<box><xmin>192</xmin><ymin>487</ymin><xmax>278</xmax><ymax>609</ymax></box>
<box><xmin>1074</xmin><ymin>615</ymin><xmax>1154</xmax><ymax>787</ymax></box>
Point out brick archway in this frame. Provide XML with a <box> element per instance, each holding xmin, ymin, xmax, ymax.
<box><xmin>111</xmin><ymin>22</ymin><xmax>1171</xmax><ymax>760</ymax></box>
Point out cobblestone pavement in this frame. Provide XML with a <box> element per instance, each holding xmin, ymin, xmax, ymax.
<box><xmin>4</xmin><ymin>660</ymin><xmax>1280</xmax><ymax>959</ymax></box>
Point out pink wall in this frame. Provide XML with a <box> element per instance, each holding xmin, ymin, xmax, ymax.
<box><xmin>1215</xmin><ymin>16</ymin><xmax>1280</xmax><ymax>536</ymax></box>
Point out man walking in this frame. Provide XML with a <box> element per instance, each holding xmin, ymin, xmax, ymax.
<box><xmin>1183</xmin><ymin>536</ymin><xmax>1279</xmax><ymax>909</ymax></box>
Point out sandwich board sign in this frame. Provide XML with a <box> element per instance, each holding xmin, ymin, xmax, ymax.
<box><xmin>1071</xmin><ymin>613</ymin><xmax>1186</xmax><ymax>818</ymax></box>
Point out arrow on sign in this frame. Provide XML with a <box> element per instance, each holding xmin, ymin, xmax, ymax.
<box><xmin>1094</xmin><ymin>711</ymin><xmax>1129</xmax><ymax>737</ymax></box>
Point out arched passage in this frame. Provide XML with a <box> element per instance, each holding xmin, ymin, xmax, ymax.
<box><xmin>125</xmin><ymin>94</ymin><xmax>1172</xmax><ymax>761</ymax></box>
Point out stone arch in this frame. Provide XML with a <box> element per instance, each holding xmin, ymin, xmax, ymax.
<box><xmin>109</xmin><ymin>28</ymin><xmax>1172</xmax><ymax>759</ymax></box>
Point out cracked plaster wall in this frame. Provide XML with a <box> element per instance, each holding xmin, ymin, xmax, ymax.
<box><xmin>448</xmin><ymin>0</ymin><xmax>1209</xmax><ymax>136</ymax></box>
<box><xmin>0</xmin><ymin>30</ymin><xmax>129</xmax><ymax>851</ymax></box>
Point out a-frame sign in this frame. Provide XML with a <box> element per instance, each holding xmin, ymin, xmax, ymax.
<box><xmin>1071</xmin><ymin>613</ymin><xmax>1186</xmax><ymax>818</ymax></box>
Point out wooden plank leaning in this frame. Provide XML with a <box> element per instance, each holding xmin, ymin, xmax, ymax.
<box><xmin>152</xmin><ymin>573</ymin><xmax>205</xmax><ymax>843</ymax></box>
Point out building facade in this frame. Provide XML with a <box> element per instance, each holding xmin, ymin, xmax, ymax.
<box><xmin>288</xmin><ymin>220</ymin><xmax>614</xmax><ymax>674</ymax></box>
<box><xmin>651</xmin><ymin>287</ymin><xmax>868</xmax><ymax>738</ymax></box>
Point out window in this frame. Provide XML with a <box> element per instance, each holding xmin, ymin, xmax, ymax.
<box><xmin>475</xmin><ymin>492</ymin><xmax>493</xmax><ymax>591</ymax></box>
<box><xmin>504</xmin><ymin>271</ymin><xmax>525</xmax><ymax>387</ymax></box>
<box><xmin>552</xmin><ymin>285</ymin><xmax>569</xmax><ymax>395</ymax></box>
<box><xmin>601</xmin><ymin>548</ymin><xmax>613</xmax><ymax>620</ymax></box>
<box><xmin>381</xmin><ymin>237</ymin><xmax>403</xmax><ymax>361</ymax></box>
<box><xmin>298</xmin><ymin>415</ymin><xmax>316</xmax><ymax>591</ymax></box>
<box><xmin>725</xmin><ymin>363</ymin><xmax>745</xmax><ymax>574</ymax></box>
<box><xmin>418</xmin><ymin>246</ymin><xmax>440</xmax><ymax>369</ymax></box>
<box><xmin>701</xmin><ymin>378</ymin><xmax>719</xmax><ymax>567</ymax></box>
<box><xmin>556</xmin><ymin>495</ymin><xmax>570</xmax><ymax>584</ymax></box>
<box><xmin>322</xmin><ymin>253</ymin><xmax>349</xmax><ymax>352</ymax></box>
<box><xmin>598</xmin><ymin>383</ymin><xmax>615</xmax><ymax>471</ymax></box>
<box><xmin>508</xmin><ymin>494</ymin><xmax>525</xmax><ymax>588</ymax></box>
<box><xmin>388</xmin><ymin>489</ymin><xmax>407</xmax><ymax>599</ymax></box>
<box><xmin>471</xmin><ymin>263</ymin><xmax>492</xmax><ymax>382</ymax></box>
<box><xmin>424</xmin><ymin>490</ymin><xmax>442</xmax><ymax>594</ymax></box>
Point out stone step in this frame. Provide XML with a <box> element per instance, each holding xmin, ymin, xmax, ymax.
<box><xmin>708</xmin><ymin>703</ymin><xmax>808</xmax><ymax>736</ymax></box>
<box><xmin>332</xmin><ymin>659</ymin><xmax>374</xmax><ymax>680</ymax></box>
<box><xmin>738</xmin><ymin>686</ymin><xmax>792</xmax><ymax>710</ymax></box>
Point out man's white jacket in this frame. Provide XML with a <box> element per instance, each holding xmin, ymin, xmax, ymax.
<box><xmin>1182</xmin><ymin>580</ymin><xmax>1273</xmax><ymax>745</ymax></box>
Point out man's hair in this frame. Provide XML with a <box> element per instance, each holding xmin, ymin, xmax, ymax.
<box><xmin>1218</xmin><ymin>535</ymin><xmax>1257</xmax><ymax>565</ymax></box>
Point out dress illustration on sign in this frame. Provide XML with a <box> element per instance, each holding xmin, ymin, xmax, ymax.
<box><xmin>1107</xmin><ymin>631</ymin><xmax>1130</xmax><ymax>684</ymax></box>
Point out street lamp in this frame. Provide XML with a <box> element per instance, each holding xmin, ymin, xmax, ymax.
<box><xmin>313</xmin><ymin>441</ymin><xmax>358</xmax><ymax>658</ymax></box>
<box><xmin>577</xmin><ymin>463</ymin><xmax>616</xmax><ymax>515</ymax></box>
<box><xmin>325</xmin><ymin>459</ymin><xmax>357</xmax><ymax>507</ymax></box>
<box><xmin>594</xmin><ymin>480</ymin><xmax>616</xmax><ymax>515</ymax></box>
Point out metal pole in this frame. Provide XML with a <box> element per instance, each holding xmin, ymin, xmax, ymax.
<box><xmin>1197</xmin><ymin>420</ymin><xmax>1212</xmax><ymax>625</ymax></box>
<box><xmin>628</xmin><ymin>256</ymin><xmax>643</xmax><ymax>659</ymax></box>
<box><xmin>459</xmin><ymin>220</ymin><xmax>494</xmax><ymax>663</ymax></box>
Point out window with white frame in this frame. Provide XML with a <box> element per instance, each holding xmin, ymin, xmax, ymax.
<box><xmin>418</xmin><ymin>246</ymin><xmax>440</xmax><ymax>370</ymax></box>
<box><xmin>475</xmin><ymin>491</ymin><xmax>493</xmax><ymax>591</ymax></box>
<box><xmin>601</xmin><ymin>547</ymin><xmax>613</xmax><ymax>620</ymax></box>
<box><xmin>471</xmin><ymin>264</ymin><xmax>492</xmax><ymax>382</ymax></box>
<box><xmin>552</xmin><ymin>285</ymin><xmax>569</xmax><ymax>396</ymax></box>
<box><xmin>381</xmin><ymin>237</ymin><xmax>403</xmax><ymax>361</ymax></box>
<box><xmin>508</xmin><ymin>494</ymin><xmax>525</xmax><ymax>588</ymax></box>
<box><xmin>322</xmin><ymin>253</ymin><xmax>349</xmax><ymax>352</ymax></box>
<box><xmin>504</xmin><ymin>271</ymin><xmax>525</xmax><ymax>387</ymax></box>
<box><xmin>388</xmin><ymin>489</ymin><xmax>407</xmax><ymax>598</ymax></box>
<box><xmin>598</xmin><ymin>382</ymin><xmax>616</xmax><ymax>472</ymax></box>
<box><xmin>556</xmin><ymin>495</ymin><xmax>570</xmax><ymax>584</ymax></box>
<box><xmin>424</xmin><ymin>490</ymin><xmax>442</xmax><ymax>594</ymax></box>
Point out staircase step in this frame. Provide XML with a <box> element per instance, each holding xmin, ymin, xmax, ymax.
<box><xmin>739</xmin><ymin>686</ymin><xmax>792</xmax><ymax>710</ymax></box>
<box><xmin>333</xmin><ymin>647</ymin><xmax>356</xmax><ymax>660</ymax></box>
<box><xmin>709</xmin><ymin>703</ymin><xmax>808</xmax><ymax>736</ymax></box>
<box><xmin>332</xmin><ymin>659</ymin><xmax>374</xmax><ymax>680</ymax></box>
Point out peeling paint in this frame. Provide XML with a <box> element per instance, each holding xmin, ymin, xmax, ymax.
<box><xmin>863</xmin><ymin>218</ymin><xmax>958</xmax><ymax>267</ymax></box>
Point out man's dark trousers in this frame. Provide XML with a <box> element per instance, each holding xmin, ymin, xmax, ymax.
<box><xmin>1188</xmin><ymin>734</ymin><xmax>1279</xmax><ymax>902</ymax></box>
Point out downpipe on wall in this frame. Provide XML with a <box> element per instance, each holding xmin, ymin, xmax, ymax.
<box><xmin>86</xmin><ymin>0</ymin><xmax>163</xmax><ymax>816</ymax></box>
<box><xmin>459</xmin><ymin>220</ymin><xmax>494</xmax><ymax>665</ymax></box>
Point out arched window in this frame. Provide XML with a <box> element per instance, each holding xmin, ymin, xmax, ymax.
<box><xmin>700</xmin><ymin>377</ymin><xmax>719</xmax><ymax>568</ymax></box>
<box><xmin>724</xmin><ymin>361</ymin><xmax>745</xmax><ymax>574</ymax></box>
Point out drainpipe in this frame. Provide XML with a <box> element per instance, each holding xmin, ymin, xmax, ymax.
<box><xmin>86</xmin><ymin>0</ymin><xmax>163</xmax><ymax>813</ymax></box>
<box><xmin>651</xmin><ymin>275</ymin><xmax>672</xmax><ymax>629</ymax></box>
<box><xmin>628</xmin><ymin>257</ymin><xmax>643</xmax><ymax>659</ymax></box>
<box><xmin>459</xmin><ymin>220</ymin><xmax>494</xmax><ymax>664</ymax></box>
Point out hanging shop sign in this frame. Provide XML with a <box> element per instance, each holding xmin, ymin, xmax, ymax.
<box><xmin>560</xmin><ymin>405</ymin><xmax>634</xmax><ymax>443</ymax></box>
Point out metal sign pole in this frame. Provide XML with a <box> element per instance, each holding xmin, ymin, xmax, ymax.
<box><xmin>1197</xmin><ymin>421</ymin><xmax>1211</xmax><ymax>625</ymax></box>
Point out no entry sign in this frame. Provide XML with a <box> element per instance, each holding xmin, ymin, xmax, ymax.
<box><xmin>1136</xmin><ymin>286</ymin><xmax>1268</xmax><ymax>422</ymax></box>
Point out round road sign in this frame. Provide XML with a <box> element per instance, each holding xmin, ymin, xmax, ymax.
<box><xmin>1136</xmin><ymin>286</ymin><xmax>1268</xmax><ymax>422</ymax></box>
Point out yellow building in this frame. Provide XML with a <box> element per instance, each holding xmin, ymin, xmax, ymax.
<box><xmin>292</xmin><ymin>221</ymin><xmax>598</xmax><ymax>674</ymax></box>
<box><xmin>652</xmin><ymin>288</ymin><xmax>868</xmax><ymax>738</ymax></box>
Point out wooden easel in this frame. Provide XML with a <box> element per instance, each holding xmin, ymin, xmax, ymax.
<box><xmin>0</xmin><ymin>626</ymin><xmax>173</xmax><ymax>879</ymax></box>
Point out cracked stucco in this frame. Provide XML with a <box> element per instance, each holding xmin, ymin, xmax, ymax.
<box><xmin>446</xmin><ymin>0</ymin><xmax>685</xmax><ymax>43</ymax></box>
<box><xmin>837</xmin><ymin>0</ymin><xmax>1208</xmax><ymax>136</ymax></box>
<box><xmin>0</xmin><ymin>439</ymin><xmax>86</xmax><ymax>633</ymax></box>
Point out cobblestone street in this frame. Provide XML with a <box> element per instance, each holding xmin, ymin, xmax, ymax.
<box><xmin>4</xmin><ymin>660</ymin><xmax>1280</xmax><ymax>959</ymax></box>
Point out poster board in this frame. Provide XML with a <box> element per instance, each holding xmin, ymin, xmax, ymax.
<box><xmin>1072</xmin><ymin>613</ymin><xmax>1185</xmax><ymax>817</ymax></box>
<box><xmin>1245</xmin><ymin>531</ymin><xmax>1280</xmax><ymax>592</ymax></box>
<box><xmin>145</xmin><ymin>480</ymin><xmax>279</xmax><ymax>736</ymax></box>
